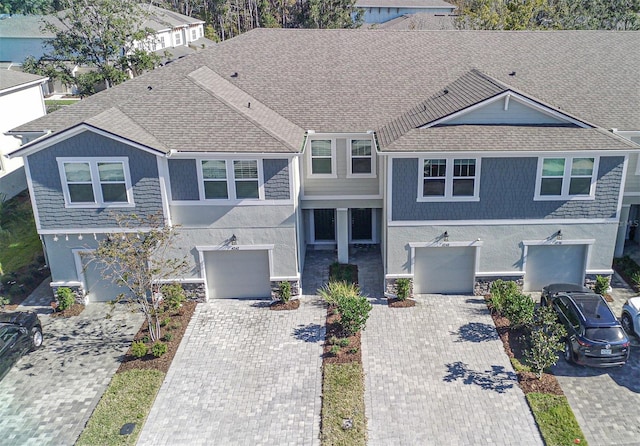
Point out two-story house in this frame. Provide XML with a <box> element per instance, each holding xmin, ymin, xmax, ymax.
<box><xmin>0</xmin><ymin>70</ymin><xmax>47</xmax><ymax>198</ymax></box>
<box><xmin>356</xmin><ymin>0</ymin><xmax>456</xmax><ymax>24</ymax></box>
<box><xmin>6</xmin><ymin>29</ymin><xmax>640</xmax><ymax>302</ymax></box>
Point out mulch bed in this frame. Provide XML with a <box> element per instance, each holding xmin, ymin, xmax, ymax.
<box><xmin>323</xmin><ymin>307</ymin><xmax>362</xmax><ymax>365</ymax></box>
<box><xmin>117</xmin><ymin>301</ymin><xmax>197</xmax><ymax>374</ymax></box>
<box><xmin>387</xmin><ymin>298</ymin><xmax>416</xmax><ymax>308</ymax></box>
<box><xmin>491</xmin><ymin>312</ymin><xmax>564</xmax><ymax>395</ymax></box>
<box><xmin>270</xmin><ymin>299</ymin><xmax>300</xmax><ymax>311</ymax></box>
<box><xmin>50</xmin><ymin>303</ymin><xmax>85</xmax><ymax>318</ymax></box>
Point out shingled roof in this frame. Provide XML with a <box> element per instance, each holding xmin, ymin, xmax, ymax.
<box><xmin>10</xmin><ymin>29</ymin><xmax>640</xmax><ymax>154</ymax></box>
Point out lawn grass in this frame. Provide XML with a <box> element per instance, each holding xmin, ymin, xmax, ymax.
<box><xmin>321</xmin><ymin>362</ymin><xmax>366</xmax><ymax>445</ymax></box>
<box><xmin>76</xmin><ymin>369</ymin><xmax>165</xmax><ymax>446</ymax></box>
<box><xmin>0</xmin><ymin>193</ymin><xmax>41</xmax><ymax>274</ymax></box>
<box><xmin>526</xmin><ymin>392</ymin><xmax>588</xmax><ymax>446</ymax></box>
<box><xmin>44</xmin><ymin>99</ymin><xmax>79</xmax><ymax>113</ymax></box>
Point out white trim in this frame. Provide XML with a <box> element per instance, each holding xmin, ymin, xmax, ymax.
<box><xmin>384</xmin><ymin>273</ymin><xmax>414</xmax><ymax>279</ymax></box>
<box><xmin>271</xmin><ymin>275</ymin><xmax>301</xmax><ymax>282</ymax></box>
<box><xmin>420</xmin><ymin>91</ymin><xmax>591</xmax><ymax>129</ymax></box>
<box><xmin>170</xmin><ymin>199</ymin><xmax>294</xmax><ymax>206</ymax></box>
<box><xmin>39</xmin><ymin>227</ymin><xmax>153</xmax><ymax>235</ymax></box>
<box><xmin>533</xmin><ymin>156</ymin><xmax>599</xmax><ymax>201</ymax></box>
<box><xmin>23</xmin><ymin>158</ymin><xmax>42</xmax><ymax>231</ymax></box>
<box><xmin>616</xmin><ymin>155</ymin><xmax>629</xmax><ymax>221</ymax></box>
<box><xmin>0</xmin><ymin>77</ymin><xmax>48</xmax><ymax>95</ymax></box>
<box><xmin>156</xmin><ymin>157</ymin><xmax>172</xmax><ymax>227</ymax></box>
<box><xmin>522</xmin><ymin>238</ymin><xmax>595</xmax><ymax>246</ymax></box>
<box><xmin>167</xmin><ymin>151</ymin><xmax>299</xmax><ymax>159</ymax></box>
<box><xmin>10</xmin><ymin>124</ymin><xmax>166</xmax><ymax>158</ymax></box>
<box><xmin>56</xmin><ymin>157</ymin><xmax>135</xmax><ymax>208</ymax></box>
<box><xmin>346</xmin><ymin>138</ymin><xmax>376</xmax><ymax>178</ymax></box>
<box><xmin>388</xmin><ymin>218</ymin><xmax>619</xmax><ymax>226</ymax></box>
<box><xmin>72</xmin><ymin>248</ymin><xmax>93</xmax><ymax>292</ymax></box>
<box><xmin>307</xmin><ymin>138</ymin><xmax>337</xmax><ymax>178</ymax></box>
<box><xmin>50</xmin><ymin>280</ymin><xmax>83</xmax><ymax>288</ymax></box>
<box><xmin>300</xmin><ymin>194</ymin><xmax>383</xmax><ymax>200</ymax></box>
<box><xmin>154</xmin><ymin>278</ymin><xmax>205</xmax><ymax>284</ymax></box>
<box><xmin>417</xmin><ymin>156</ymin><xmax>481</xmax><ymax>202</ymax></box>
<box><xmin>586</xmin><ymin>269</ymin><xmax>615</xmax><ymax>275</ymax></box>
<box><xmin>408</xmin><ymin>240</ymin><xmax>484</xmax><ymax>248</ymax></box>
<box><xmin>378</xmin><ymin>149</ymin><xmax>634</xmax><ymax>158</ymax></box>
<box><xmin>476</xmin><ymin>271</ymin><xmax>525</xmax><ymax>276</ymax></box>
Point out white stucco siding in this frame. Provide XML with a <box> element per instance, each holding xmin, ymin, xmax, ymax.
<box><xmin>386</xmin><ymin>223</ymin><xmax>618</xmax><ymax>279</ymax></box>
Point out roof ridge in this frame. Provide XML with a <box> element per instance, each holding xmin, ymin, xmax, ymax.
<box><xmin>187</xmin><ymin>66</ymin><xmax>304</xmax><ymax>152</ymax></box>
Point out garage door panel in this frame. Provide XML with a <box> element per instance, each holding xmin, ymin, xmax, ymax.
<box><xmin>414</xmin><ymin>247</ymin><xmax>475</xmax><ymax>294</ymax></box>
<box><xmin>205</xmin><ymin>250</ymin><xmax>271</xmax><ymax>299</ymax></box>
<box><xmin>524</xmin><ymin>245</ymin><xmax>586</xmax><ymax>292</ymax></box>
<box><xmin>81</xmin><ymin>255</ymin><xmax>130</xmax><ymax>302</ymax></box>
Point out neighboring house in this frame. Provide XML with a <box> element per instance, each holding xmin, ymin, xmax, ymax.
<box><xmin>6</xmin><ymin>29</ymin><xmax>640</xmax><ymax>302</ymax></box>
<box><xmin>0</xmin><ymin>6</ymin><xmax>210</xmax><ymax>94</ymax></box>
<box><xmin>0</xmin><ymin>70</ymin><xmax>47</xmax><ymax>199</ymax></box>
<box><xmin>356</xmin><ymin>0</ymin><xmax>456</xmax><ymax>24</ymax></box>
<box><xmin>370</xmin><ymin>12</ymin><xmax>456</xmax><ymax>29</ymax></box>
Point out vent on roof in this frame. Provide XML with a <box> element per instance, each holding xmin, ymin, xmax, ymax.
<box><xmin>231</xmin><ymin>72</ymin><xmax>238</xmax><ymax>78</ymax></box>
<box><xmin>509</xmin><ymin>71</ymin><xmax>516</xmax><ymax>76</ymax></box>
<box><xmin>147</xmin><ymin>86</ymin><xmax>153</xmax><ymax>91</ymax></box>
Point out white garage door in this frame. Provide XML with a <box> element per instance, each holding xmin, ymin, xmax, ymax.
<box><xmin>414</xmin><ymin>247</ymin><xmax>476</xmax><ymax>294</ymax></box>
<box><xmin>204</xmin><ymin>250</ymin><xmax>271</xmax><ymax>299</ymax></box>
<box><xmin>81</xmin><ymin>254</ymin><xmax>129</xmax><ymax>302</ymax></box>
<box><xmin>524</xmin><ymin>244</ymin><xmax>587</xmax><ymax>292</ymax></box>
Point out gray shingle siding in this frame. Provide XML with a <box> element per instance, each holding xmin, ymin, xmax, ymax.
<box><xmin>28</xmin><ymin>131</ymin><xmax>163</xmax><ymax>229</ymax></box>
<box><xmin>263</xmin><ymin>159</ymin><xmax>290</xmax><ymax>200</ymax></box>
<box><xmin>168</xmin><ymin>159</ymin><xmax>199</xmax><ymax>200</ymax></box>
<box><xmin>392</xmin><ymin>156</ymin><xmax>623</xmax><ymax>221</ymax></box>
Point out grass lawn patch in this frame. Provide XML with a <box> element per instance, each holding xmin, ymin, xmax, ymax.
<box><xmin>45</xmin><ymin>99</ymin><xmax>79</xmax><ymax>113</ymax></box>
<box><xmin>526</xmin><ymin>393</ymin><xmax>587</xmax><ymax>446</ymax></box>
<box><xmin>76</xmin><ymin>369</ymin><xmax>165</xmax><ymax>446</ymax></box>
<box><xmin>0</xmin><ymin>191</ymin><xmax>42</xmax><ymax>274</ymax></box>
<box><xmin>321</xmin><ymin>362</ymin><xmax>366</xmax><ymax>445</ymax></box>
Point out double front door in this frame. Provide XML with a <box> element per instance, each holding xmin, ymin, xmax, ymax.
<box><xmin>313</xmin><ymin>208</ymin><xmax>372</xmax><ymax>242</ymax></box>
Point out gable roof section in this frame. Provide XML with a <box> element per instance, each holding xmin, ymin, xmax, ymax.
<box><xmin>380</xmin><ymin>125</ymin><xmax>638</xmax><ymax>153</ymax></box>
<box><xmin>0</xmin><ymin>70</ymin><xmax>47</xmax><ymax>92</ymax></box>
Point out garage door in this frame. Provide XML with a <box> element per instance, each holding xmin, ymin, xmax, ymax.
<box><xmin>524</xmin><ymin>244</ymin><xmax>587</xmax><ymax>292</ymax></box>
<box><xmin>204</xmin><ymin>250</ymin><xmax>271</xmax><ymax>299</ymax></box>
<box><xmin>81</xmin><ymin>254</ymin><xmax>129</xmax><ymax>302</ymax></box>
<box><xmin>413</xmin><ymin>247</ymin><xmax>476</xmax><ymax>294</ymax></box>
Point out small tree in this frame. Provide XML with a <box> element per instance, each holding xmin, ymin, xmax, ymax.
<box><xmin>525</xmin><ymin>306</ymin><xmax>567</xmax><ymax>378</ymax></box>
<box><xmin>278</xmin><ymin>281</ymin><xmax>292</xmax><ymax>303</ymax></box>
<box><xmin>92</xmin><ymin>214</ymin><xmax>188</xmax><ymax>342</ymax></box>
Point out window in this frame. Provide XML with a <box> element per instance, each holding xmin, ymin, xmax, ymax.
<box><xmin>58</xmin><ymin>158</ymin><xmax>133</xmax><ymax>207</ymax></box>
<box><xmin>160</xmin><ymin>36</ymin><xmax>166</xmax><ymax>49</ymax></box>
<box><xmin>309</xmin><ymin>140</ymin><xmax>334</xmax><ymax>176</ymax></box>
<box><xmin>536</xmin><ymin>157</ymin><xmax>596</xmax><ymax>200</ymax></box>
<box><xmin>200</xmin><ymin>159</ymin><xmax>262</xmax><ymax>201</ymax></box>
<box><xmin>349</xmin><ymin>139</ymin><xmax>375</xmax><ymax>176</ymax></box>
<box><xmin>202</xmin><ymin>160</ymin><xmax>228</xmax><ymax>199</ymax></box>
<box><xmin>174</xmin><ymin>32</ymin><xmax>181</xmax><ymax>45</ymax></box>
<box><xmin>191</xmin><ymin>29</ymin><xmax>197</xmax><ymax>40</ymax></box>
<box><xmin>233</xmin><ymin>160</ymin><xmax>259</xmax><ymax>199</ymax></box>
<box><xmin>419</xmin><ymin>157</ymin><xmax>479</xmax><ymax>201</ymax></box>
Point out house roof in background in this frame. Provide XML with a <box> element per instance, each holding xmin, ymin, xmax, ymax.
<box><xmin>369</xmin><ymin>13</ymin><xmax>456</xmax><ymax>29</ymax></box>
<box><xmin>380</xmin><ymin>126</ymin><xmax>638</xmax><ymax>152</ymax></box>
<box><xmin>10</xmin><ymin>29</ymin><xmax>640</xmax><ymax>154</ymax></box>
<box><xmin>0</xmin><ymin>70</ymin><xmax>47</xmax><ymax>91</ymax></box>
<box><xmin>142</xmin><ymin>4</ymin><xmax>204</xmax><ymax>31</ymax></box>
<box><xmin>356</xmin><ymin>0</ymin><xmax>455</xmax><ymax>9</ymax></box>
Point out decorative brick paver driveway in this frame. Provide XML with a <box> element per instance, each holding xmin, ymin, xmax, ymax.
<box><xmin>137</xmin><ymin>297</ymin><xmax>326</xmax><ymax>445</ymax></box>
<box><xmin>362</xmin><ymin>295</ymin><xmax>543</xmax><ymax>445</ymax></box>
<box><xmin>0</xmin><ymin>279</ymin><xmax>143</xmax><ymax>446</ymax></box>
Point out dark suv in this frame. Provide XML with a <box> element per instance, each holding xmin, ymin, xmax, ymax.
<box><xmin>541</xmin><ymin>283</ymin><xmax>630</xmax><ymax>367</ymax></box>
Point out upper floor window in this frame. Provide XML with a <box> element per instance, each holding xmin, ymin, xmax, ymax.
<box><xmin>536</xmin><ymin>157</ymin><xmax>597</xmax><ymax>200</ymax></box>
<box><xmin>200</xmin><ymin>159</ymin><xmax>262</xmax><ymax>201</ymax></box>
<box><xmin>348</xmin><ymin>139</ymin><xmax>375</xmax><ymax>177</ymax></box>
<box><xmin>418</xmin><ymin>157</ymin><xmax>480</xmax><ymax>201</ymax></box>
<box><xmin>58</xmin><ymin>157</ymin><xmax>133</xmax><ymax>208</ymax></box>
<box><xmin>309</xmin><ymin>139</ymin><xmax>335</xmax><ymax>177</ymax></box>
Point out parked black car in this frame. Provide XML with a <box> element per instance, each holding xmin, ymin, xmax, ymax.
<box><xmin>541</xmin><ymin>283</ymin><xmax>630</xmax><ymax>367</ymax></box>
<box><xmin>0</xmin><ymin>311</ymin><xmax>43</xmax><ymax>380</ymax></box>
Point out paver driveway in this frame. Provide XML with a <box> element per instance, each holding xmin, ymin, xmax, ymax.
<box><xmin>137</xmin><ymin>298</ymin><xmax>325</xmax><ymax>446</ymax></box>
<box><xmin>362</xmin><ymin>295</ymin><xmax>543</xmax><ymax>446</ymax></box>
<box><xmin>0</xmin><ymin>280</ymin><xmax>143</xmax><ymax>446</ymax></box>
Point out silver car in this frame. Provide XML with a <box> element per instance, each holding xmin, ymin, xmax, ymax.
<box><xmin>622</xmin><ymin>297</ymin><xmax>640</xmax><ymax>339</ymax></box>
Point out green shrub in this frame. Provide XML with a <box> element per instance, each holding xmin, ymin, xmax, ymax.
<box><xmin>56</xmin><ymin>287</ymin><xmax>75</xmax><ymax>311</ymax></box>
<box><xmin>395</xmin><ymin>278</ymin><xmax>411</xmax><ymax>300</ymax></box>
<box><xmin>163</xmin><ymin>332</ymin><xmax>173</xmax><ymax>342</ymax></box>
<box><xmin>336</xmin><ymin>294</ymin><xmax>372</xmax><ymax>336</ymax></box>
<box><xmin>329</xmin><ymin>345</ymin><xmax>340</xmax><ymax>356</ymax></box>
<box><xmin>141</xmin><ymin>335</ymin><xmax>150</xmax><ymax>344</ymax></box>
<box><xmin>151</xmin><ymin>341</ymin><xmax>168</xmax><ymax>357</ymax></box>
<box><xmin>593</xmin><ymin>275</ymin><xmax>610</xmax><ymax>295</ymax></box>
<box><xmin>278</xmin><ymin>281</ymin><xmax>292</xmax><ymax>303</ymax></box>
<box><xmin>631</xmin><ymin>271</ymin><xmax>640</xmax><ymax>287</ymax></box>
<box><xmin>488</xmin><ymin>279</ymin><xmax>519</xmax><ymax>315</ymax></box>
<box><xmin>160</xmin><ymin>316</ymin><xmax>171</xmax><ymax>327</ymax></box>
<box><xmin>161</xmin><ymin>283</ymin><xmax>186</xmax><ymax>310</ymax></box>
<box><xmin>502</xmin><ymin>293</ymin><xmax>535</xmax><ymax>328</ymax></box>
<box><xmin>131</xmin><ymin>341</ymin><xmax>148</xmax><ymax>358</ymax></box>
<box><xmin>0</xmin><ymin>295</ymin><xmax>9</xmax><ymax>307</ymax></box>
<box><xmin>524</xmin><ymin>328</ymin><xmax>564</xmax><ymax>378</ymax></box>
<box><xmin>532</xmin><ymin>306</ymin><xmax>567</xmax><ymax>338</ymax></box>
<box><xmin>318</xmin><ymin>281</ymin><xmax>360</xmax><ymax>307</ymax></box>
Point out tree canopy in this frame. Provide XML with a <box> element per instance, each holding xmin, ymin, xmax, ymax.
<box><xmin>23</xmin><ymin>0</ymin><xmax>161</xmax><ymax>96</ymax></box>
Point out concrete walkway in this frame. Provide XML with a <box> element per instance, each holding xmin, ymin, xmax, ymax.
<box><xmin>137</xmin><ymin>253</ymin><xmax>328</xmax><ymax>445</ymax></box>
<box><xmin>0</xmin><ymin>278</ymin><xmax>143</xmax><ymax>446</ymax></box>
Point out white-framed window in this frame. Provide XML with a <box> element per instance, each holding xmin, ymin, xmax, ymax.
<box><xmin>418</xmin><ymin>157</ymin><xmax>480</xmax><ymax>201</ymax></box>
<box><xmin>308</xmin><ymin>139</ymin><xmax>336</xmax><ymax>177</ymax></box>
<box><xmin>191</xmin><ymin>28</ymin><xmax>197</xmax><ymax>40</ymax></box>
<box><xmin>160</xmin><ymin>36</ymin><xmax>166</xmax><ymax>49</ymax></box>
<box><xmin>174</xmin><ymin>32</ymin><xmax>182</xmax><ymax>46</ymax></box>
<box><xmin>535</xmin><ymin>156</ymin><xmax>598</xmax><ymax>200</ymax></box>
<box><xmin>57</xmin><ymin>157</ymin><xmax>133</xmax><ymax>208</ymax></box>
<box><xmin>199</xmin><ymin>159</ymin><xmax>263</xmax><ymax>201</ymax></box>
<box><xmin>348</xmin><ymin>139</ymin><xmax>375</xmax><ymax>177</ymax></box>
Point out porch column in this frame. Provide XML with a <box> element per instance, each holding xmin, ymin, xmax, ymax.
<box><xmin>336</xmin><ymin>208</ymin><xmax>349</xmax><ymax>264</ymax></box>
<box><xmin>615</xmin><ymin>205</ymin><xmax>630</xmax><ymax>258</ymax></box>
